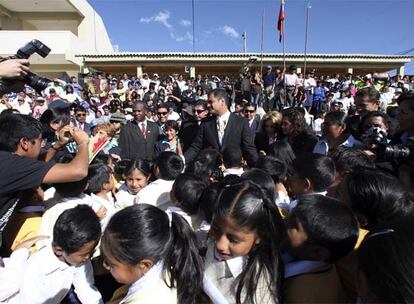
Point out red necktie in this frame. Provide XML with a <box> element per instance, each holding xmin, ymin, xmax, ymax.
<box><xmin>140</xmin><ymin>122</ymin><xmax>147</xmax><ymax>139</ymax></box>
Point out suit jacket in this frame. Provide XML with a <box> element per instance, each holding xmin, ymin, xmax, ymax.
<box><xmin>119</xmin><ymin>120</ymin><xmax>160</xmax><ymax>160</ymax></box>
<box><xmin>254</xmin><ymin>132</ymin><xmax>272</xmax><ymax>154</ymax></box>
<box><xmin>76</xmin><ymin>121</ymin><xmax>91</xmax><ymax>136</ymax></box>
<box><xmin>184</xmin><ymin>113</ymin><xmax>258</xmax><ymax>166</ymax></box>
<box><xmin>248</xmin><ymin>116</ymin><xmax>260</xmax><ymax>133</ymax></box>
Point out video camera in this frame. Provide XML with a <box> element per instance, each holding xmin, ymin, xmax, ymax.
<box><xmin>0</xmin><ymin>39</ymin><xmax>52</xmax><ymax>94</ymax></box>
<box><xmin>366</xmin><ymin>126</ymin><xmax>413</xmax><ymax>162</ymax></box>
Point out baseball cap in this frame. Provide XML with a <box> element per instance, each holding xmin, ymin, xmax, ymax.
<box><xmin>48</xmin><ymin>99</ymin><xmax>72</xmax><ymax>110</ymax></box>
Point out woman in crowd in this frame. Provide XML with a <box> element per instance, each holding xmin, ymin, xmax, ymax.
<box><xmin>281</xmin><ymin>107</ymin><xmax>318</xmax><ymax>158</ymax></box>
<box><xmin>255</xmin><ymin>111</ymin><xmax>283</xmax><ymax>155</ymax></box>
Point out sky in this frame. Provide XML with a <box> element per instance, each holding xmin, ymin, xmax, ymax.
<box><xmin>89</xmin><ymin>0</ymin><xmax>414</xmax><ymax>73</ymax></box>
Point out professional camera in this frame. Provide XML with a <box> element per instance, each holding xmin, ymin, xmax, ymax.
<box><xmin>366</xmin><ymin>126</ymin><xmax>413</xmax><ymax>162</ymax></box>
<box><xmin>0</xmin><ymin>39</ymin><xmax>52</xmax><ymax>94</ymax></box>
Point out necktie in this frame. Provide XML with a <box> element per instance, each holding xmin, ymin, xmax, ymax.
<box><xmin>140</xmin><ymin>122</ymin><xmax>146</xmax><ymax>139</ymax></box>
<box><xmin>217</xmin><ymin>119</ymin><xmax>226</xmax><ymax>145</ymax></box>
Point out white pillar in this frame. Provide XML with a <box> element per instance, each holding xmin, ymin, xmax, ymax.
<box><xmin>136</xmin><ymin>66</ymin><xmax>143</xmax><ymax>77</ymax></box>
<box><xmin>347</xmin><ymin>67</ymin><xmax>353</xmax><ymax>74</ymax></box>
<box><xmin>398</xmin><ymin>65</ymin><xmax>405</xmax><ymax>76</ymax></box>
<box><xmin>190</xmin><ymin>66</ymin><xmax>196</xmax><ymax>78</ymax></box>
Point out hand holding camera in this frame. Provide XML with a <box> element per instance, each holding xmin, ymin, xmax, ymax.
<box><xmin>0</xmin><ymin>59</ymin><xmax>30</xmax><ymax>79</ymax></box>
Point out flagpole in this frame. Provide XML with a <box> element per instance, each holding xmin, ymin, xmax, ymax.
<box><xmin>282</xmin><ymin>0</ymin><xmax>287</xmax><ymax>107</ymax></box>
<box><xmin>303</xmin><ymin>1</ymin><xmax>311</xmax><ymax>76</ymax></box>
<box><xmin>260</xmin><ymin>8</ymin><xmax>265</xmax><ymax>76</ymax></box>
<box><xmin>192</xmin><ymin>0</ymin><xmax>195</xmax><ymax>53</ymax></box>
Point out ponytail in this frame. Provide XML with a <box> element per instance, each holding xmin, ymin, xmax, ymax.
<box><xmin>164</xmin><ymin>212</ymin><xmax>204</xmax><ymax>304</ymax></box>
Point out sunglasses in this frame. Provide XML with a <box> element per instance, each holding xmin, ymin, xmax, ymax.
<box><xmin>195</xmin><ymin>109</ymin><xmax>206</xmax><ymax>114</ymax></box>
<box><xmin>76</xmin><ymin>113</ymin><xmax>86</xmax><ymax>117</ymax></box>
<box><xmin>157</xmin><ymin>112</ymin><xmax>168</xmax><ymax>116</ymax></box>
<box><xmin>245</xmin><ymin>110</ymin><xmax>255</xmax><ymax>113</ymax></box>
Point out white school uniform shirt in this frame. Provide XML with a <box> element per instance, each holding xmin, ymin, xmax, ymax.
<box><xmin>38</xmin><ymin>194</ymin><xmax>100</xmax><ymax>249</ymax></box>
<box><xmin>119</xmin><ymin>261</ymin><xmax>176</xmax><ymax>304</ymax></box>
<box><xmin>166</xmin><ymin>206</ymin><xmax>204</xmax><ymax>231</ymax></box>
<box><xmin>223</xmin><ymin>167</ymin><xmax>244</xmax><ymax>177</ymax></box>
<box><xmin>312</xmin><ymin>134</ymin><xmax>361</xmax><ymax>156</ymax></box>
<box><xmin>275</xmin><ymin>190</ymin><xmax>291</xmax><ymax>211</ymax></box>
<box><xmin>91</xmin><ymin>193</ymin><xmax>117</xmax><ymax>228</ymax></box>
<box><xmin>0</xmin><ymin>248</ymin><xmax>30</xmax><ymax>303</ymax></box>
<box><xmin>115</xmin><ymin>183</ymin><xmax>138</xmax><ymax>210</ymax></box>
<box><xmin>134</xmin><ymin>179</ymin><xmax>174</xmax><ymax>211</ymax></box>
<box><xmin>16</xmin><ymin>245</ymin><xmax>103</xmax><ymax>304</ymax></box>
<box><xmin>288</xmin><ymin>191</ymin><xmax>327</xmax><ymax>213</ymax></box>
<box><xmin>203</xmin><ymin>241</ymin><xmax>273</xmax><ymax>304</ymax></box>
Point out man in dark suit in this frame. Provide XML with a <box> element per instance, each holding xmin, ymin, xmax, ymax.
<box><xmin>179</xmin><ymin>100</ymin><xmax>209</xmax><ymax>152</ymax></box>
<box><xmin>244</xmin><ymin>103</ymin><xmax>260</xmax><ymax>133</ymax></box>
<box><xmin>184</xmin><ymin>88</ymin><xmax>258</xmax><ymax>166</ymax></box>
<box><xmin>119</xmin><ymin>102</ymin><xmax>160</xmax><ymax>160</ymax></box>
<box><xmin>74</xmin><ymin>106</ymin><xmax>91</xmax><ymax>136</ymax></box>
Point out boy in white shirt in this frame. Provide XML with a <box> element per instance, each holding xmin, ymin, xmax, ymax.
<box><xmin>17</xmin><ymin>205</ymin><xmax>103</xmax><ymax>304</ymax></box>
<box><xmin>87</xmin><ymin>163</ymin><xmax>116</xmax><ymax>228</ymax></box>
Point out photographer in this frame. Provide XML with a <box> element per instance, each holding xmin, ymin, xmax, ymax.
<box><xmin>0</xmin><ymin>113</ymin><xmax>89</xmax><ymax>244</ymax></box>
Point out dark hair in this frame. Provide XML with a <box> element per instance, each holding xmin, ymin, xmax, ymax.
<box><xmin>397</xmin><ymin>92</ymin><xmax>414</xmax><ymax>110</ymax></box>
<box><xmin>209</xmin><ymin>88</ymin><xmax>230</xmax><ymax>108</ymax></box>
<box><xmin>282</xmin><ymin>108</ymin><xmax>313</xmax><ymax>137</ymax></box>
<box><xmin>194</xmin><ymin>100</ymin><xmax>208</xmax><ymax>111</ymax></box>
<box><xmin>164</xmin><ymin>120</ymin><xmax>179</xmax><ymax>132</ymax></box>
<box><xmin>255</xmin><ymin>155</ymin><xmax>287</xmax><ymax>184</ymax></box>
<box><xmin>329</xmin><ymin>147</ymin><xmax>374</xmax><ymax>174</ymax></box>
<box><xmin>289</xmin><ymin>195</ymin><xmax>359</xmax><ymax>262</ymax></box>
<box><xmin>355</xmin><ymin>87</ymin><xmax>380</xmax><ymax>102</ymax></box>
<box><xmin>53</xmin><ymin>154</ymin><xmax>88</xmax><ymax>197</ymax></box>
<box><xmin>268</xmin><ymin>141</ymin><xmax>296</xmax><ymax>176</ymax></box>
<box><xmin>0</xmin><ymin>114</ymin><xmax>43</xmax><ymax>152</ymax></box>
<box><xmin>211</xmin><ymin>181</ymin><xmax>283</xmax><ymax>304</ymax></box>
<box><xmin>292</xmin><ymin>154</ymin><xmax>336</xmax><ymax>192</ymax></box>
<box><xmin>39</xmin><ymin>107</ymin><xmax>71</xmax><ymax>142</ymax></box>
<box><xmin>172</xmin><ymin>173</ymin><xmax>207</xmax><ymax>215</ymax></box>
<box><xmin>122</xmin><ymin>159</ymin><xmax>152</xmax><ymax>178</ymax></box>
<box><xmin>156</xmin><ymin>151</ymin><xmax>184</xmax><ymax>180</ymax></box>
<box><xmin>185</xmin><ymin>148</ymin><xmax>223</xmax><ymax>183</ymax></box>
<box><xmin>74</xmin><ymin>105</ymin><xmax>87</xmax><ymax>113</ymax></box>
<box><xmin>324</xmin><ymin>111</ymin><xmax>347</xmax><ymax>126</ymax></box>
<box><xmin>53</xmin><ymin>205</ymin><xmax>101</xmax><ymax>254</ymax></box>
<box><xmin>87</xmin><ymin>163</ymin><xmax>111</xmax><ymax>194</ymax></box>
<box><xmin>359</xmin><ymin>111</ymin><xmax>390</xmax><ymax>131</ymax></box>
<box><xmin>199</xmin><ymin>183</ymin><xmax>221</xmax><ymax>223</ymax></box>
<box><xmin>222</xmin><ymin>147</ymin><xmax>242</xmax><ymax>168</ymax></box>
<box><xmin>342</xmin><ymin>168</ymin><xmax>412</xmax><ymax>228</ymax></box>
<box><xmin>241</xmin><ymin>168</ymin><xmax>276</xmax><ymax>202</ymax></box>
<box><xmin>358</xmin><ymin>220</ymin><xmax>414</xmax><ymax>303</ymax></box>
<box><xmin>102</xmin><ymin>204</ymin><xmax>204</xmax><ymax>304</ymax></box>
<box><xmin>244</xmin><ymin>102</ymin><xmax>257</xmax><ymax>111</ymax></box>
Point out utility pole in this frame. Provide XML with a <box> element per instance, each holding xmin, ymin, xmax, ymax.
<box><xmin>242</xmin><ymin>32</ymin><xmax>247</xmax><ymax>53</ymax></box>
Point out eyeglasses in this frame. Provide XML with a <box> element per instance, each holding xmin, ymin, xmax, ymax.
<box><xmin>157</xmin><ymin>111</ymin><xmax>168</xmax><ymax>116</ymax></box>
<box><xmin>245</xmin><ymin>110</ymin><xmax>255</xmax><ymax>113</ymax></box>
<box><xmin>76</xmin><ymin>113</ymin><xmax>86</xmax><ymax>117</ymax></box>
<box><xmin>195</xmin><ymin>109</ymin><xmax>206</xmax><ymax>114</ymax></box>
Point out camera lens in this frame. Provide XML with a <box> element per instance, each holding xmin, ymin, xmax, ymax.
<box><xmin>24</xmin><ymin>72</ymin><xmax>51</xmax><ymax>93</ymax></box>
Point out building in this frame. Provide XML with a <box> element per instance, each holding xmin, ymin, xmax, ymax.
<box><xmin>76</xmin><ymin>52</ymin><xmax>413</xmax><ymax>78</ymax></box>
<box><xmin>0</xmin><ymin>0</ymin><xmax>113</xmax><ymax>79</ymax></box>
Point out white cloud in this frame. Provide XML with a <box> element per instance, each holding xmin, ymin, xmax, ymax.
<box><xmin>220</xmin><ymin>25</ymin><xmax>239</xmax><ymax>39</ymax></box>
<box><xmin>180</xmin><ymin>19</ymin><xmax>191</xmax><ymax>27</ymax></box>
<box><xmin>170</xmin><ymin>31</ymin><xmax>193</xmax><ymax>43</ymax></box>
<box><xmin>140</xmin><ymin>11</ymin><xmax>172</xmax><ymax>29</ymax></box>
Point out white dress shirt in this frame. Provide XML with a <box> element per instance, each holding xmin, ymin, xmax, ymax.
<box><xmin>16</xmin><ymin>245</ymin><xmax>103</xmax><ymax>304</ymax></box>
<box><xmin>216</xmin><ymin>111</ymin><xmax>231</xmax><ymax>145</ymax></box>
<box><xmin>312</xmin><ymin>134</ymin><xmax>361</xmax><ymax>156</ymax></box>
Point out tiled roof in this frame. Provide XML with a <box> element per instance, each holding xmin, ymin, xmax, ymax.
<box><xmin>76</xmin><ymin>52</ymin><xmax>413</xmax><ymax>60</ymax></box>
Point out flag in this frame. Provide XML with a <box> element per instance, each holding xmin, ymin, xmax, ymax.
<box><xmin>277</xmin><ymin>0</ymin><xmax>285</xmax><ymax>43</ymax></box>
